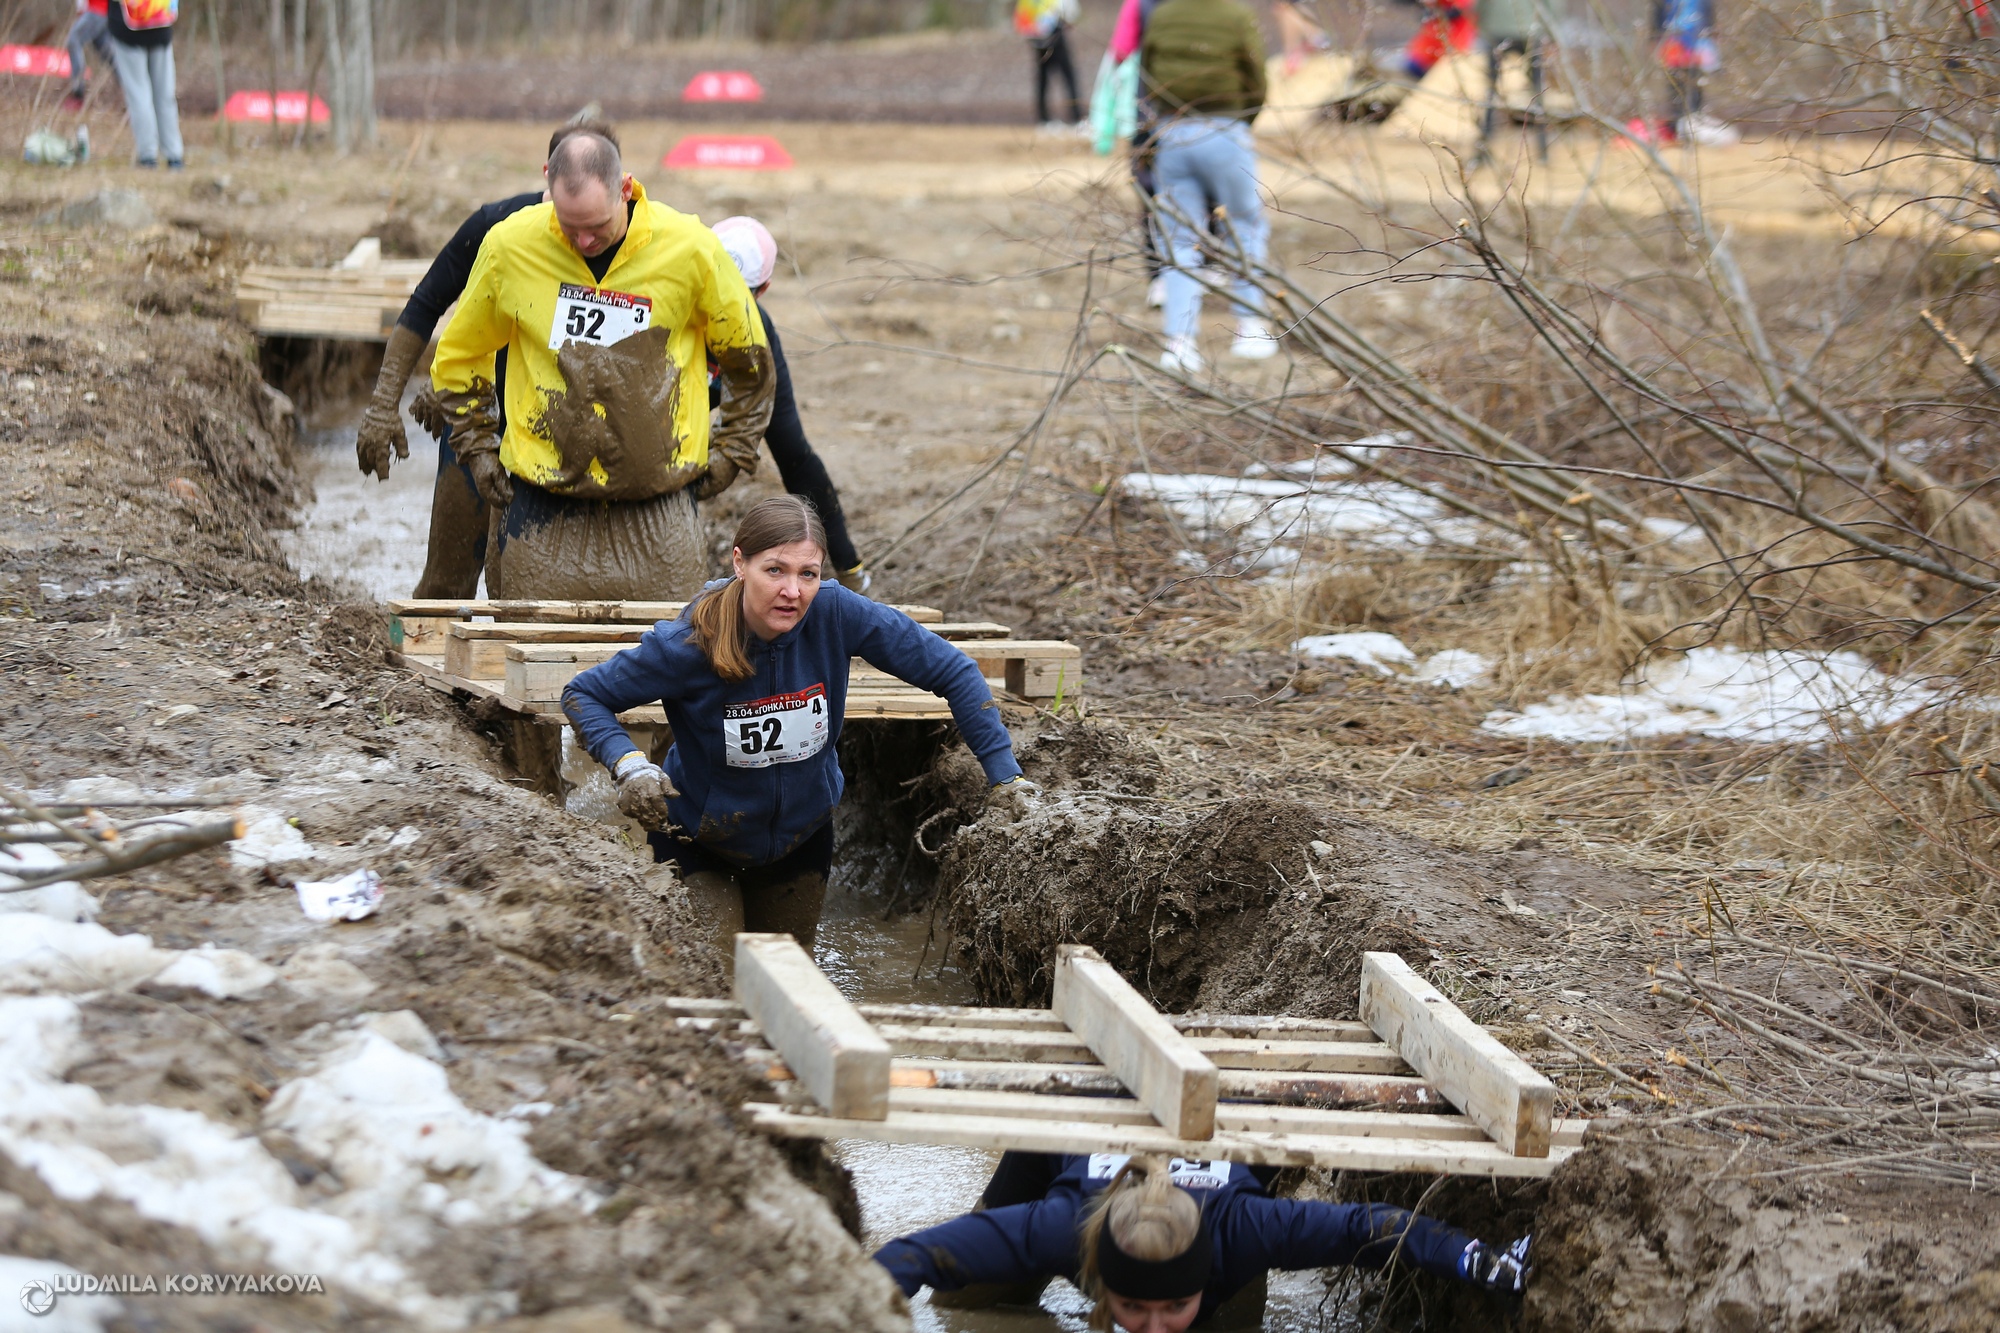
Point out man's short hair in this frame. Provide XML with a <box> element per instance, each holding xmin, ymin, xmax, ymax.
<box><xmin>548</xmin><ymin>132</ymin><xmax>622</xmax><ymax>198</ymax></box>
<box><xmin>548</xmin><ymin>117</ymin><xmax>620</xmax><ymax>161</ymax></box>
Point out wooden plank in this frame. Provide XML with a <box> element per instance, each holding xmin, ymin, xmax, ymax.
<box><xmin>668</xmin><ymin>996</ymin><xmax>1380</xmax><ymax>1044</ymax></box>
<box><xmin>931</xmin><ymin>622</ymin><xmax>1014</xmax><ymax>639</ymax></box>
<box><xmin>1360</xmin><ymin>952</ymin><xmax>1556</xmax><ymax>1158</ymax></box>
<box><xmin>733</xmin><ymin>934</ymin><xmax>890</xmax><ymax>1120</ymax></box>
<box><xmin>1053</xmin><ymin>944</ymin><xmax>1219</xmax><ymax>1139</ymax></box>
<box><xmin>743</xmin><ymin>1104</ymin><xmax>1578</xmax><ymax>1179</ymax></box>
<box><xmin>385</xmin><ymin>598</ymin><xmax>942</xmax><ymax>623</ymax></box>
<box><xmin>445</xmin><ymin>622</ymin><xmax>648</xmax><ymax>680</ymax></box>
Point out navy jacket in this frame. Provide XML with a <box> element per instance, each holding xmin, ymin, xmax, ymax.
<box><xmin>562</xmin><ymin>582</ymin><xmax>1022</xmax><ymax>865</ymax></box>
<box><xmin>871</xmin><ymin>1155</ymin><xmax>1477</xmax><ymax>1324</ymax></box>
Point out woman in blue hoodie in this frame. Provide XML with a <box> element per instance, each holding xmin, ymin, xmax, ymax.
<box><xmin>562</xmin><ymin>495</ymin><xmax>1030</xmax><ymax>950</ymax></box>
<box><xmin>874</xmin><ymin>1153</ymin><xmax>1532</xmax><ymax>1331</ymax></box>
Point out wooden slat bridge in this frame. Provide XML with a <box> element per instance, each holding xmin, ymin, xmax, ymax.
<box><xmin>385</xmin><ymin>598</ymin><xmax>1084</xmax><ymax>737</ymax></box>
<box><xmin>236</xmin><ymin>261</ymin><xmax>431</xmax><ymax>341</ymax></box>
<box><xmin>676</xmin><ymin>940</ymin><xmax>1582</xmax><ymax>1179</ymax></box>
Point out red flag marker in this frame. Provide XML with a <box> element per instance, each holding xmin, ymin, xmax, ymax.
<box><xmin>222</xmin><ymin>90</ymin><xmax>332</xmax><ymax>124</ymax></box>
<box><xmin>682</xmin><ymin>70</ymin><xmax>763</xmax><ymax>102</ymax></box>
<box><xmin>663</xmin><ymin>135</ymin><xmax>793</xmax><ymax>171</ymax></box>
<box><xmin>0</xmin><ymin>45</ymin><xmax>71</xmax><ymax>77</ymax></box>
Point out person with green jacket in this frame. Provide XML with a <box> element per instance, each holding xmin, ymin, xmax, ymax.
<box><xmin>1475</xmin><ymin>0</ymin><xmax>1549</xmax><ymax>161</ymax></box>
<box><xmin>1141</xmin><ymin>0</ymin><xmax>1276</xmax><ymax>373</ymax></box>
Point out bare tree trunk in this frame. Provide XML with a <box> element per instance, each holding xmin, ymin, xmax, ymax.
<box><xmin>473</xmin><ymin>0</ymin><xmax>489</xmax><ymax>51</ymax></box>
<box><xmin>346</xmin><ymin>0</ymin><xmax>375</xmax><ymax>146</ymax></box>
<box><xmin>661</xmin><ymin>0</ymin><xmax>680</xmax><ymax>40</ymax></box>
<box><xmin>293</xmin><ymin>0</ymin><xmax>306</xmax><ymax>75</ymax></box>
<box><xmin>209</xmin><ymin>0</ymin><xmax>232</xmax><ymax>152</ymax></box>
<box><xmin>267</xmin><ymin>0</ymin><xmax>283</xmax><ymax>132</ymax></box>
<box><xmin>444</xmin><ymin>0</ymin><xmax>457</xmax><ymax>57</ymax></box>
<box><xmin>322</xmin><ymin>0</ymin><xmax>349</xmax><ymax>151</ymax></box>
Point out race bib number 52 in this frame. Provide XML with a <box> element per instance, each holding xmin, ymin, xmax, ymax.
<box><xmin>725</xmin><ymin>684</ymin><xmax>830</xmax><ymax>768</ymax></box>
<box><xmin>549</xmin><ymin>283</ymin><xmax>652</xmax><ymax>349</ymax></box>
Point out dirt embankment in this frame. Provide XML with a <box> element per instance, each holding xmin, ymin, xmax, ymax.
<box><xmin>1</xmin><ymin>230</ymin><xmax>903</xmax><ymax>1328</ymax></box>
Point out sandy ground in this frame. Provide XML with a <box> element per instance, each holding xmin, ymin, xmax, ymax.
<box><xmin>5</xmin><ymin>93</ymin><xmax>2000</xmax><ymax>1332</ymax></box>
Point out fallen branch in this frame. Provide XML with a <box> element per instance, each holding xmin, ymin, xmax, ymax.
<box><xmin>0</xmin><ymin>819</ymin><xmax>243</xmax><ymax>892</ymax></box>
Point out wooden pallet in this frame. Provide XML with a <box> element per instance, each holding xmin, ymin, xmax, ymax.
<box><xmin>681</xmin><ymin>942</ymin><xmax>1580</xmax><ymax>1178</ymax></box>
<box><xmin>385</xmin><ymin>599</ymin><xmax>1083</xmax><ymax>728</ymax></box>
<box><xmin>236</xmin><ymin>262</ymin><xmax>431</xmax><ymax>341</ymax></box>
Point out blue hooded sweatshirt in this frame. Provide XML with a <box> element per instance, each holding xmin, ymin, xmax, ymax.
<box><xmin>871</xmin><ymin>1154</ymin><xmax>1479</xmax><ymax>1322</ymax></box>
<box><xmin>561</xmin><ymin>581</ymin><xmax>1023</xmax><ymax>866</ymax></box>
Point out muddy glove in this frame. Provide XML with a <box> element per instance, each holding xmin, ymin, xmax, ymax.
<box><xmin>987</xmin><ymin>776</ymin><xmax>1041</xmax><ymax>822</ymax></box>
<box><xmin>1459</xmin><ymin>1236</ymin><xmax>1532</xmax><ymax>1294</ymax></box>
<box><xmin>691</xmin><ymin>451</ymin><xmax>740</xmax><ymax>502</ymax></box>
<box><xmin>613</xmin><ymin>751</ymin><xmax>678</xmax><ymax>829</ymax></box>
<box><xmin>356</xmin><ymin>325</ymin><xmax>427</xmax><ymax>480</ymax></box>
<box><xmin>433</xmin><ymin>378</ymin><xmax>513</xmax><ymax>509</ymax></box>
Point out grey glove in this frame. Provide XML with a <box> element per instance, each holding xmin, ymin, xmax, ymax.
<box><xmin>987</xmin><ymin>775</ymin><xmax>1041</xmax><ymax>822</ymax></box>
<box><xmin>467</xmin><ymin>450</ymin><xmax>515</xmax><ymax>510</ymax></box>
<box><xmin>356</xmin><ymin>324</ymin><xmax>426</xmax><ymax>480</ymax></box>
<box><xmin>691</xmin><ymin>451</ymin><xmax>740</xmax><ymax>502</ymax></box>
<box><xmin>614</xmin><ymin>752</ymin><xmax>678</xmax><ymax>829</ymax></box>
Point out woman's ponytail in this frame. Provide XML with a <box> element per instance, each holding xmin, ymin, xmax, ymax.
<box><xmin>1077</xmin><ymin>1157</ymin><xmax>1205</xmax><ymax>1331</ymax></box>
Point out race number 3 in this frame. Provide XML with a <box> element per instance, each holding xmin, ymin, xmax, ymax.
<box><xmin>724</xmin><ymin>684</ymin><xmax>830</xmax><ymax>768</ymax></box>
<box><xmin>548</xmin><ymin>283</ymin><xmax>653</xmax><ymax>350</ymax></box>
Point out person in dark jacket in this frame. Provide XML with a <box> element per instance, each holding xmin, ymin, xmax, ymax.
<box><xmin>874</xmin><ymin>1153</ymin><xmax>1532</xmax><ymax>1331</ymax></box>
<box><xmin>562</xmin><ymin>495</ymin><xmax>1032</xmax><ymax>952</ymax></box>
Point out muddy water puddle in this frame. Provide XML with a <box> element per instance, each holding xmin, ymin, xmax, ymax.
<box><xmin>281</xmin><ymin>395</ymin><xmax>457</xmax><ymax>602</ymax></box>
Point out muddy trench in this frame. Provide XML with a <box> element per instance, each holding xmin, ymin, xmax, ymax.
<box><xmin>9</xmin><ymin>237</ymin><xmax>2000</xmax><ymax>1333</ymax></box>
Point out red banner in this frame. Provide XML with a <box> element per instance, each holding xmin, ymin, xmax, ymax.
<box><xmin>682</xmin><ymin>70</ymin><xmax>763</xmax><ymax>102</ymax></box>
<box><xmin>222</xmin><ymin>90</ymin><xmax>331</xmax><ymax>124</ymax></box>
<box><xmin>663</xmin><ymin>135</ymin><xmax>793</xmax><ymax>171</ymax></box>
<box><xmin>0</xmin><ymin>45</ymin><xmax>70</xmax><ymax>77</ymax></box>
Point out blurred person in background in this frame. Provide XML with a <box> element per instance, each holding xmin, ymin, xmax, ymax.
<box><xmin>106</xmin><ymin>0</ymin><xmax>181</xmax><ymax>168</ymax></box>
<box><xmin>1143</xmin><ymin>0</ymin><xmax>1277</xmax><ymax>372</ymax></box>
<box><xmin>1474</xmin><ymin>0</ymin><xmax>1548</xmax><ymax>162</ymax></box>
<box><xmin>1018</xmin><ymin>0</ymin><xmax>1085</xmax><ymax>131</ymax></box>
<box><xmin>1392</xmin><ymin>0</ymin><xmax>1477</xmax><ymax>78</ymax></box>
<box><xmin>63</xmin><ymin>0</ymin><xmax>116</xmax><ymax>110</ymax></box>
<box><xmin>1270</xmin><ymin>0</ymin><xmax>1331</xmax><ymax>75</ymax></box>
<box><xmin>1634</xmin><ymin>0</ymin><xmax>1738</xmax><ymax>145</ymax></box>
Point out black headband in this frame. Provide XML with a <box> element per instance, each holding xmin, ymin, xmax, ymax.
<box><xmin>1095</xmin><ymin>1214</ymin><xmax>1213</xmax><ymax>1302</ymax></box>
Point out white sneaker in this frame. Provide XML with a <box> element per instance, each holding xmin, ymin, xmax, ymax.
<box><xmin>1229</xmin><ymin>318</ymin><xmax>1279</xmax><ymax>360</ymax></box>
<box><xmin>1146</xmin><ymin>275</ymin><xmax>1167</xmax><ymax>308</ymax></box>
<box><xmin>1678</xmin><ymin>113</ymin><xmax>1740</xmax><ymax>146</ymax></box>
<box><xmin>1160</xmin><ymin>336</ymin><xmax>1204</xmax><ymax>375</ymax></box>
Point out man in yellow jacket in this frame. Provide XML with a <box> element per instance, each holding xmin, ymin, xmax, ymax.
<box><xmin>428</xmin><ymin>131</ymin><xmax>775</xmax><ymax>599</ymax></box>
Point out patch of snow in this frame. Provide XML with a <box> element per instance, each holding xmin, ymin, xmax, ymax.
<box><xmin>1120</xmin><ymin>471</ymin><xmax>1450</xmax><ymax>569</ymax></box>
<box><xmin>1639</xmin><ymin>517</ymin><xmax>1703</xmax><ymax>546</ymax></box>
<box><xmin>1295</xmin><ymin>632</ymin><xmax>1418</xmax><ymax>673</ymax></box>
<box><xmin>0</xmin><ymin>1254</ymin><xmax>121</xmax><ymax>1331</ymax></box>
<box><xmin>1482</xmin><ymin>647</ymin><xmax>1941</xmax><ymax>744</ymax></box>
<box><xmin>229</xmin><ymin>809</ymin><xmax>319</xmax><ymax>869</ymax></box>
<box><xmin>0</xmin><ymin>844</ymin><xmax>97</xmax><ymax>923</ymax></box>
<box><xmin>0</xmin><ymin>917</ymin><xmax>273</xmax><ymax>998</ymax></box>
<box><xmin>0</xmin><ymin>997</ymin><xmax>590</xmax><ymax>1329</ymax></box>
<box><xmin>1412</xmin><ymin>649</ymin><xmax>1494</xmax><ymax>689</ymax></box>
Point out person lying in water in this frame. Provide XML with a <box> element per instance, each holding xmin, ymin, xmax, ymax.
<box><xmin>872</xmin><ymin>1152</ymin><xmax>1532</xmax><ymax>1331</ymax></box>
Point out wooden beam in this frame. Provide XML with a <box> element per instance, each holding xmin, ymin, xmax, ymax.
<box><xmin>1053</xmin><ymin>944</ymin><xmax>1219</xmax><ymax>1139</ymax></box>
<box><xmin>733</xmin><ymin>934</ymin><xmax>890</xmax><ymax>1121</ymax></box>
<box><xmin>743</xmin><ymin>1104</ymin><xmax>1579</xmax><ymax>1179</ymax></box>
<box><xmin>1359</xmin><ymin>952</ymin><xmax>1557</xmax><ymax>1157</ymax></box>
<box><xmin>667</xmin><ymin>996</ymin><xmax>1381</xmax><ymax>1044</ymax></box>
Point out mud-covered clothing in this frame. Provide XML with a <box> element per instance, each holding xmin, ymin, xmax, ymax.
<box><xmin>487</xmin><ymin>482</ymin><xmax>707</xmax><ymax>601</ymax></box>
<box><xmin>707</xmin><ymin>306</ymin><xmax>861</xmax><ymax>571</ymax></box>
<box><xmin>411</xmin><ymin>428</ymin><xmax>489</xmax><ymax>599</ymax></box>
<box><xmin>873</xmin><ymin>1154</ymin><xmax>1478</xmax><ymax>1323</ymax></box>
<box><xmin>430</xmin><ymin>178</ymin><xmax>774</xmax><ymax>500</ymax></box>
<box><xmin>562</xmin><ymin>582</ymin><xmax>1022</xmax><ymax>867</ymax></box>
<box><xmin>1141</xmin><ymin>0</ymin><xmax>1266</xmax><ymax>122</ymax></box>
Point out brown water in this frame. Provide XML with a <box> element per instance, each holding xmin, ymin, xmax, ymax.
<box><xmin>285</xmin><ymin>434</ymin><xmax>1357</xmax><ymax>1331</ymax></box>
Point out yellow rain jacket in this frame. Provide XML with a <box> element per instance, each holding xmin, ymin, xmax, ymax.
<box><xmin>429</xmin><ymin>179</ymin><xmax>774</xmax><ymax>500</ymax></box>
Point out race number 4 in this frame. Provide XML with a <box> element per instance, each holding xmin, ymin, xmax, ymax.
<box><xmin>548</xmin><ymin>283</ymin><xmax>653</xmax><ymax>350</ymax></box>
<box><xmin>724</xmin><ymin>684</ymin><xmax>830</xmax><ymax>768</ymax></box>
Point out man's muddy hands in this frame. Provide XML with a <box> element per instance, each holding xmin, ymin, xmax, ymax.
<box><xmin>987</xmin><ymin>776</ymin><xmax>1041</xmax><ymax>822</ymax></box>
<box><xmin>613</xmin><ymin>752</ymin><xmax>678</xmax><ymax>828</ymax></box>
<box><xmin>692</xmin><ymin>452</ymin><xmax>739</xmax><ymax>501</ymax></box>
<box><xmin>1460</xmin><ymin>1236</ymin><xmax>1533</xmax><ymax>1294</ymax></box>
<box><xmin>467</xmin><ymin>451</ymin><xmax>516</xmax><ymax>509</ymax></box>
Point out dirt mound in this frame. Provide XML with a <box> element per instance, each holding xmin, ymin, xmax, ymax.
<box><xmin>1529</xmin><ymin>1127</ymin><xmax>2000</xmax><ymax>1333</ymax></box>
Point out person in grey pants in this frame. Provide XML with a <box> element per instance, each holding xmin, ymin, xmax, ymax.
<box><xmin>63</xmin><ymin>0</ymin><xmax>115</xmax><ymax>107</ymax></box>
<box><xmin>106</xmin><ymin>0</ymin><xmax>181</xmax><ymax>168</ymax></box>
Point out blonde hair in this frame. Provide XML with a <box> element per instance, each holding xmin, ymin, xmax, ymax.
<box><xmin>687</xmin><ymin>495</ymin><xmax>829</xmax><ymax>682</ymax></box>
<box><xmin>1077</xmin><ymin>1158</ymin><xmax>1204</xmax><ymax>1331</ymax></box>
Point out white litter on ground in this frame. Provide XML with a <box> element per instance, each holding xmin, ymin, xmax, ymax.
<box><xmin>0</xmin><ymin>916</ymin><xmax>274</xmax><ymax>998</ymax></box>
<box><xmin>1121</xmin><ymin>472</ymin><xmax>1460</xmax><ymax>570</ymax></box>
<box><xmin>293</xmin><ymin>869</ymin><xmax>384</xmax><ymax>923</ymax></box>
<box><xmin>229</xmin><ymin>809</ymin><xmax>320</xmax><ymax>869</ymax></box>
<box><xmin>1482</xmin><ymin>647</ymin><xmax>1943</xmax><ymax>744</ymax></box>
<box><xmin>0</xmin><ymin>997</ymin><xmax>591</xmax><ymax>1329</ymax></box>
<box><xmin>1294</xmin><ymin>633</ymin><xmax>1493</xmax><ymax>689</ymax></box>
